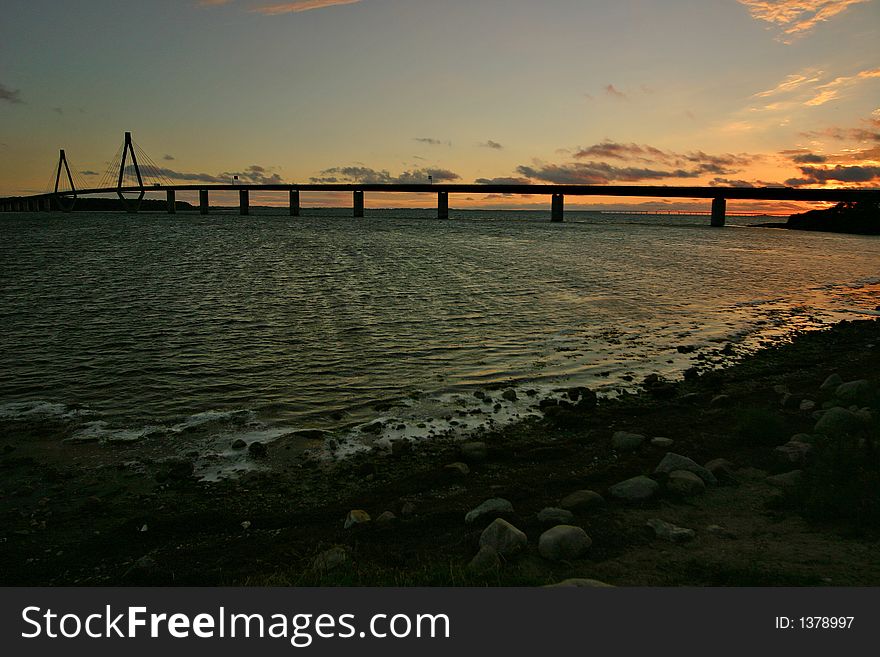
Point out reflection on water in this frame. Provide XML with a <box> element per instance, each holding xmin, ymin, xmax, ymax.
<box><xmin>1</xmin><ymin>209</ymin><xmax>878</xmax><ymax>475</ymax></box>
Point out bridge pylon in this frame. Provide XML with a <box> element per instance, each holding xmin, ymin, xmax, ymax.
<box><xmin>53</xmin><ymin>149</ymin><xmax>77</xmax><ymax>213</ymax></box>
<box><xmin>117</xmin><ymin>131</ymin><xmax>145</xmax><ymax>213</ymax></box>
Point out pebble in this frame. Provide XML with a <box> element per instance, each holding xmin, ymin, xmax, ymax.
<box><xmin>537</xmin><ymin>507</ymin><xmax>575</xmax><ymax>525</ymax></box>
<box><xmin>655</xmin><ymin>453</ymin><xmax>717</xmax><ymax>485</ymax></box>
<box><xmin>667</xmin><ymin>470</ymin><xmax>706</xmax><ymax>497</ymax></box>
<box><xmin>609</xmin><ymin>475</ymin><xmax>659</xmax><ymax>502</ymax></box>
<box><xmin>248</xmin><ymin>441</ymin><xmax>268</xmax><ymax>458</ymax></box>
<box><xmin>612</xmin><ymin>431</ymin><xmax>645</xmax><ymax>451</ymax></box>
<box><xmin>375</xmin><ymin>511</ymin><xmax>397</xmax><ymax>524</ymax></box>
<box><xmin>344</xmin><ymin>510</ymin><xmax>371</xmax><ymax>529</ymax></box>
<box><xmin>799</xmin><ymin>399</ymin><xmax>816</xmax><ymax>412</ymax></box>
<box><xmin>651</xmin><ymin>437</ymin><xmax>675</xmax><ymax>448</ymax></box>
<box><xmin>774</xmin><ymin>441</ymin><xmax>812</xmax><ymax>466</ymax></box>
<box><xmin>231</xmin><ymin>439</ymin><xmax>247</xmax><ymax>450</ymax></box>
<box><xmin>465</xmin><ymin>498</ymin><xmax>514</xmax><ymax>525</ymax></box>
<box><xmin>559</xmin><ymin>490</ymin><xmax>605</xmax><ymax>512</ymax></box>
<box><xmin>646</xmin><ymin>518</ymin><xmax>695</xmax><ymax>543</ymax></box>
<box><xmin>501</xmin><ymin>389</ymin><xmax>518</xmax><ymax>402</ymax></box>
<box><xmin>479</xmin><ymin>519</ymin><xmax>527</xmax><ymax>557</ymax></box>
<box><xmin>704</xmin><ymin>458</ymin><xmax>737</xmax><ymax>484</ymax></box>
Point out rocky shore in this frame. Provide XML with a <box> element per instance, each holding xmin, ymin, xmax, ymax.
<box><xmin>1</xmin><ymin>319</ymin><xmax>878</xmax><ymax>586</ymax></box>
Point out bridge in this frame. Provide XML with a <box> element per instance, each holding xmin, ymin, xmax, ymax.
<box><xmin>2</xmin><ymin>132</ymin><xmax>878</xmax><ymax>226</ymax></box>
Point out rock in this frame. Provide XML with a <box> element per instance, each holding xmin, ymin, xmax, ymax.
<box><xmin>814</xmin><ymin>407</ymin><xmax>864</xmax><ymax>437</ymax></box>
<box><xmin>240</xmin><ymin>520</ymin><xmax>251</xmax><ymax>530</ymax></box>
<box><xmin>248</xmin><ymin>441</ymin><xmax>268</xmax><ymax>458</ymax></box>
<box><xmin>467</xmin><ymin>545</ymin><xmax>501</xmax><ymax>574</ymax></box>
<box><xmin>609</xmin><ymin>475</ymin><xmax>659</xmax><ymax>502</ymax></box>
<box><xmin>344</xmin><ymin>510</ymin><xmax>371</xmax><ymax>529</ymax></box>
<box><xmin>390</xmin><ymin>439</ymin><xmax>412</xmax><ymax>457</ymax></box>
<box><xmin>612</xmin><ymin>431</ymin><xmax>645</xmax><ymax>451</ymax></box>
<box><xmin>538</xmin><ymin>525</ymin><xmax>592</xmax><ymax>561</ymax></box>
<box><xmin>375</xmin><ymin>511</ymin><xmax>397</xmax><ymax>524</ymax></box>
<box><xmin>667</xmin><ymin>470</ymin><xmax>706</xmax><ymax>497</ymax></box>
<box><xmin>710</xmin><ymin>394</ymin><xmax>731</xmax><ymax>407</ymax></box>
<box><xmin>773</xmin><ymin>384</ymin><xmax>790</xmax><ymax>395</ymax></box>
<box><xmin>501</xmin><ymin>389</ymin><xmax>518</xmax><ymax>402</ymax></box>
<box><xmin>400</xmin><ymin>501</ymin><xmax>417</xmax><ymax>517</ymax></box>
<box><xmin>707</xmin><ymin>524</ymin><xmax>738</xmax><ymax>539</ymax></box>
<box><xmin>465</xmin><ymin>498</ymin><xmax>514</xmax><ymax>525</ymax></box>
<box><xmin>790</xmin><ymin>433</ymin><xmax>819</xmax><ymax>444</ymax></box>
<box><xmin>819</xmin><ymin>373</ymin><xmax>843</xmax><ymax>391</ymax></box>
<box><xmin>559</xmin><ymin>490</ymin><xmax>605</xmax><ymax>512</ymax></box>
<box><xmin>780</xmin><ymin>393</ymin><xmax>804</xmax><ymax>410</ymax></box>
<box><xmin>799</xmin><ymin>399</ymin><xmax>816</xmax><ymax>412</ymax></box>
<box><xmin>651</xmin><ymin>437</ymin><xmax>675</xmax><ymax>448</ymax></box>
<box><xmin>646</xmin><ymin>518</ymin><xmax>695</xmax><ymax>543</ymax></box>
<box><xmin>835</xmin><ymin>380</ymin><xmax>873</xmax><ymax>405</ymax></box>
<box><xmin>313</xmin><ymin>546</ymin><xmax>349</xmax><ymax>571</ymax></box>
<box><xmin>545</xmin><ymin>578</ymin><xmax>614</xmax><ymax>588</ymax></box>
<box><xmin>704</xmin><ymin>458</ymin><xmax>737</xmax><ymax>484</ymax></box>
<box><xmin>774</xmin><ymin>441</ymin><xmax>812</xmax><ymax>466</ymax></box>
<box><xmin>123</xmin><ymin>555</ymin><xmax>167</xmax><ymax>584</ymax></box>
<box><xmin>231</xmin><ymin>438</ymin><xmax>247</xmax><ymax>450</ymax></box>
<box><xmin>460</xmin><ymin>441</ymin><xmax>488</xmax><ymax>462</ymax></box>
<box><xmin>537</xmin><ymin>507</ymin><xmax>575</xmax><ymax>525</ymax></box>
<box><xmin>655</xmin><ymin>453</ymin><xmax>717</xmax><ymax>485</ymax></box>
<box><xmin>444</xmin><ymin>462</ymin><xmax>470</xmax><ymax>476</ymax></box>
<box><xmin>479</xmin><ymin>519</ymin><xmax>527</xmax><ymax>557</ymax></box>
<box><xmin>766</xmin><ymin>470</ymin><xmax>803</xmax><ymax>491</ymax></box>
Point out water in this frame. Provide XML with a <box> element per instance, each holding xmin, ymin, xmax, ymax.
<box><xmin>2</xmin><ymin>209</ymin><xmax>878</xmax><ymax>478</ymax></box>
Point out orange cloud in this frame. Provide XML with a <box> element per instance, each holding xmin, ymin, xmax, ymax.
<box><xmin>252</xmin><ymin>0</ymin><xmax>362</xmax><ymax>15</ymax></box>
<box><xmin>737</xmin><ymin>0</ymin><xmax>869</xmax><ymax>41</ymax></box>
<box><xmin>805</xmin><ymin>68</ymin><xmax>880</xmax><ymax>106</ymax></box>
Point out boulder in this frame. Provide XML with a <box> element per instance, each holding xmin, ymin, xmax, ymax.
<box><xmin>537</xmin><ymin>507</ymin><xmax>575</xmax><ymax>525</ymax></box>
<box><xmin>248</xmin><ymin>441</ymin><xmax>268</xmax><ymax>458</ymax></box>
<box><xmin>774</xmin><ymin>441</ymin><xmax>812</xmax><ymax>466</ymax></box>
<box><xmin>835</xmin><ymin>380</ymin><xmax>874</xmax><ymax>405</ymax></box>
<box><xmin>655</xmin><ymin>453</ymin><xmax>717</xmax><ymax>485</ymax></box>
<box><xmin>704</xmin><ymin>458</ymin><xmax>737</xmax><ymax>484</ymax></box>
<box><xmin>231</xmin><ymin>438</ymin><xmax>247</xmax><ymax>450</ymax></box>
<box><xmin>609</xmin><ymin>475</ymin><xmax>659</xmax><ymax>502</ymax></box>
<box><xmin>799</xmin><ymin>399</ymin><xmax>816</xmax><ymax>412</ymax></box>
<box><xmin>313</xmin><ymin>546</ymin><xmax>348</xmax><ymax>571</ymax></box>
<box><xmin>766</xmin><ymin>470</ymin><xmax>803</xmax><ymax>491</ymax></box>
<box><xmin>814</xmin><ymin>407</ymin><xmax>864</xmax><ymax>437</ymax></box>
<box><xmin>444</xmin><ymin>462</ymin><xmax>470</xmax><ymax>476</ymax></box>
<box><xmin>646</xmin><ymin>518</ymin><xmax>695</xmax><ymax>543</ymax></box>
<box><xmin>479</xmin><ymin>519</ymin><xmax>527</xmax><ymax>556</ymax></box>
<box><xmin>544</xmin><ymin>578</ymin><xmax>614</xmax><ymax>588</ymax></box>
<box><xmin>651</xmin><ymin>437</ymin><xmax>675</xmax><ymax>448</ymax></box>
<box><xmin>612</xmin><ymin>431</ymin><xmax>645</xmax><ymax>451</ymax></box>
<box><xmin>501</xmin><ymin>389</ymin><xmax>518</xmax><ymax>402</ymax></box>
<box><xmin>467</xmin><ymin>545</ymin><xmax>501</xmax><ymax>574</ymax></box>
<box><xmin>375</xmin><ymin>511</ymin><xmax>397</xmax><ymax>524</ymax></box>
<box><xmin>460</xmin><ymin>441</ymin><xmax>488</xmax><ymax>462</ymax></box>
<box><xmin>819</xmin><ymin>373</ymin><xmax>843</xmax><ymax>391</ymax></box>
<box><xmin>538</xmin><ymin>525</ymin><xmax>592</xmax><ymax>561</ymax></box>
<box><xmin>559</xmin><ymin>490</ymin><xmax>605</xmax><ymax>512</ymax></box>
<box><xmin>344</xmin><ymin>510</ymin><xmax>371</xmax><ymax>529</ymax></box>
<box><xmin>465</xmin><ymin>498</ymin><xmax>514</xmax><ymax>525</ymax></box>
<box><xmin>667</xmin><ymin>470</ymin><xmax>706</xmax><ymax>497</ymax></box>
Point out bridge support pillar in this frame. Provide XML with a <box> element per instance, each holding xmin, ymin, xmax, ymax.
<box><xmin>711</xmin><ymin>197</ymin><xmax>726</xmax><ymax>227</ymax></box>
<box><xmin>438</xmin><ymin>191</ymin><xmax>449</xmax><ymax>220</ymax></box>
<box><xmin>166</xmin><ymin>190</ymin><xmax>176</xmax><ymax>214</ymax></box>
<box><xmin>551</xmin><ymin>193</ymin><xmax>564</xmax><ymax>222</ymax></box>
<box><xmin>200</xmin><ymin>190</ymin><xmax>209</xmax><ymax>215</ymax></box>
<box><xmin>289</xmin><ymin>190</ymin><xmax>300</xmax><ymax>217</ymax></box>
<box><xmin>239</xmin><ymin>189</ymin><xmax>249</xmax><ymax>216</ymax></box>
<box><xmin>353</xmin><ymin>190</ymin><xmax>364</xmax><ymax>218</ymax></box>
<box><xmin>41</xmin><ymin>198</ymin><xmax>50</xmax><ymax>212</ymax></box>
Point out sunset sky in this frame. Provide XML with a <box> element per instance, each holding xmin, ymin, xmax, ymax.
<box><xmin>1</xmin><ymin>0</ymin><xmax>878</xmax><ymax>211</ymax></box>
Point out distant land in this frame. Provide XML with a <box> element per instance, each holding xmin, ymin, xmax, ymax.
<box><xmin>756</xmin><ymin>201</ymin><xmax>880</xmax><ymax>235</ymax></box>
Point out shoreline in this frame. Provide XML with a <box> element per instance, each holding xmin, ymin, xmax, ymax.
<box><xmin>0</xmin><ymin>318</ymin><xmax>878</xmax><ymax>586</ymax></box>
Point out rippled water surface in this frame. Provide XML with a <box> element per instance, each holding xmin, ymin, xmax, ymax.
<box><xmin>2</xmin><ymin>209</ymin><xmax>878</xmax><ymax>476</ymax></box>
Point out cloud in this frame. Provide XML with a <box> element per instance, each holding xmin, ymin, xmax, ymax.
<box><xmin>480</xmin><ymin>140</ymin><xmax>504</xmax><ymax>150</ymax></box>
<box><xmin>0</xmin><ymin>83</ymin><xmax>23</xmax><ymax>104</ymax></box>
<box><xmin>737</xmin><ymin>0</ymin><xmax>870</xmax><ymax>41</ymax></box>
<box><xmin>786</xmin><ymin>164</ymin><xmax>880</xmax><ymax>185</ymax></box>
<box><xmin>573</xmin><ymin>140</ymin><xmax>755</xmax><ymax>171</ymax></box>
<box><xmin>475</xmin><ymin>176</ymin><xmax>531</xmax><ymax>185</ymax></box>
<box><xmin>709</xmin><ymin>178</ymin><xmax>757</xmax><ymax>188</ymax></box>
<box><xmin>791</xmin><ymin>152</ymin><xmax>828</xmax><ymax>163</ymax></box>
<box><xmin>414</xmin><ymin>137</ymin><xmax>451</xmax><ymax>146</ymax></box>
<box><xmin>754</xmin><ymin>70</ymin><xmax>824</xmax><ymax>98</ymax></box>
<box><xmin>198</xmin><ymin>0</ymin><xmax>234</xmax><ymax>5</ymax></box>
<box><xmin>310</xmin><ymin>165</ymin><xmax>460</xmax><ymax>184</ymax></box>
<box><xmin>805</xmin><ymin>68</ymin><xmax>880</xmax><ymax>106</ymax></box>
<box><xmin>124</xmin><ymin>164</ymin><xmax>286</xmax><ymax>184</ymax></box>
<box><xmin>163</xmin><ymin>154</ymin><xmax>175</xmax><ymax>161</ymax></box>
<box><xmin>604</xmin><ymin>84</ymin><xmax>627</xmax><ymax>100</ymax></box>
<box><xmin>80</xmin><ymin>170</ymin><xmax>100</xmax><ymax>176</ymax></box>
<box><xmin>515</xmin><ymin>162</ymin><xmax>712</xmax><ymax>185</ymax></box>
<box><xmin>252</xmin><ymin>0</ymin><xmax>362</xmax><ymax>15</ymax></box>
